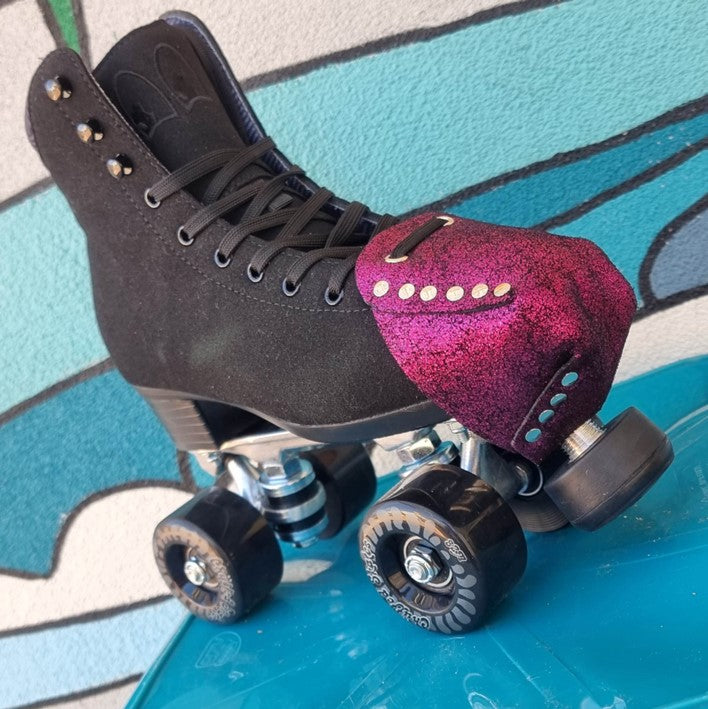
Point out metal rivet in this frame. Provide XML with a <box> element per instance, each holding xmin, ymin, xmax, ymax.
<box><xmin>493</xmin><ymin>282</ymin><xmax>512</xmax><ymax>297</ymax></box>
<box><xmin>562</xmin><ymin>371</ymin><xmax>579</xmax><ymax>387</ymax></box>
<box><xmin>76</xmin><ymin>120</ymin><xmax>103</xmax><ymax>143</ymax></box>
<box><xmin>550</xmin><ymin>393</ymin><xmax>567</xmax><ymax>406</ymax></box>
<box><xmin>525</xmin><ymin>428</ymin><xmax>542</xmax><ymax>443</ymax></box>
<box><xmin>539</xmin><ymin>409</ymin><xmax>555</xmax><ymax>423</ymax></box>
<box><xmin>398</xmin><ymin>283</ymin><xmax>415</xmax><ymax>300</ymax></box>
<box><xmin>446</xmin><ymin>286</ymin><xmax>464</xmax><ymax>302</ymax></box>
<box><xmin>373</xmin><ymin>280</ymin><xmax>390</xmax><ymax>297</ymax></box>
<box><xmin>44</xmin><ymin>77</ymin><xmax>71</xmax><ymax>101</ymax></box>
<box><xmin>106</xmin><ymin>155</ymin><xmax>133</xmax><ymax>179</ymax></box>
<box><xmin>471</xmin><ymin>283</ymin><xmax>488</xmax><ymax>299</ymax></box>
<box><xmin>385</xmin><ymin>254</ymin><xmax>408</xmax><ymax>263</ymax></box>
<box><xmin>420</xmin><ymin>285</ymin><xmax>437</xmax><ymax>301</ymax></box>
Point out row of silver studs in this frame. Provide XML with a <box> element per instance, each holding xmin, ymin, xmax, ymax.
<box><xmin>372</xmin><ymin>280</ymin><xmax>512</xmax><ymax>301</ymax></box>
<box><xmin>46</xmin><ymin>75</ymin><xmax>132</xmax><ymax>179</ymax></box>
<box><xmin>524</xmin><ymin>371</ymin><xmax>578</xmax><ymax>443</ymax></box>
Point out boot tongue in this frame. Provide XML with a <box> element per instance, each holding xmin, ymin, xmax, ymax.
<box><xmin>93</xmin><ymin>20</ymin><xmax>248</xmax><ymax>171</ymax></box>
<box><xmin>93</xmin><ymin>20</ymin><xmax>338</xmax><ymax>240</ymax></box>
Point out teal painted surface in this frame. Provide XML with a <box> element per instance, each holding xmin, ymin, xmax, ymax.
<box><xmin>0</xmin><ymin>371</ymin><xmax>180</xmax><ymax>575</ymax></box>
<box><xmin>0</xmin><ymin>599</ymin><xmax>183</xmax><ymax>708</ymax></box>
<box><xmin>551</xmin><ymin>150</ymin><xmax>708</xmax><ymax>298</ymax></box>
<box><xmin>250</xmin><ymin>0</ymin><xmax>708</xmax><ymax>213</ymax></box>
<box><xmin>128</xmin><ymin>359</ymin><xmax>708</xmax><ymax>708</ymax></box>
<box><xmin>449</xmin><ymin>111</ymin><xmax>708</xmax><ymax>228</ymax></box>
<box><xmin>0</xmin><ymin>187</ymin><xmax>107</xmax><ymax>414</ymax></box>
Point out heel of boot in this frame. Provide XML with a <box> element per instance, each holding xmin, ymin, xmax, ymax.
<box><xmin>137</xmin><ymin>387</ymin><xmax>219</xmax><ymax>452</ymax></box>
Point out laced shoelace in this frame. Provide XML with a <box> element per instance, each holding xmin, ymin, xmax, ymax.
<box><xmin>144</xmin><ymin>137</ymin><xmax>398</xmax><ymax>304</ymax></box>
<box><xmin>385</xmin><ymin>215</ymin><xmax>455</xmax><ymax>261</ymax></box>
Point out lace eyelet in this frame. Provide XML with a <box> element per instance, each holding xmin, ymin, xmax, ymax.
<box><xmin>177</xmin><ymin>226</ymin><xmax>194</xmax><ymax>246</ymax></box>
<box><xmin>324</xmin><ymin>288</ymin><xmax>343</xmax><ymax>306</ymax></box>
<box><xmin>247</xmin><ymin>264</ymin><xmax>263</xmax><ymax>283</ymax></box>
<box><xmin>144</xmin><ymin>188</ymin><xmax>161</xmax><ymax>208</ymax></box>
<box><xmin>282</xmin><ymin>279</ymin><xmax>301</xmax><ymax>297</ymax></box>
<box><xmin>214</xmin><ymin>249</ymin><xmax>232</xmax><ymax>268</ymax></box>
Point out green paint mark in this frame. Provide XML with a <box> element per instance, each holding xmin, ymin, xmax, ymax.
<box><xmin>47</xmin><ymin>0</ymin><xmax>80</xmax><ymax>52</ymax></box>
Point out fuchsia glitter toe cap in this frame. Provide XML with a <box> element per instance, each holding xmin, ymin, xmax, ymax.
<box><xmin>356</xmin><ymin>213</ymin><xmax>637</xmax><ymax>462</ymax></box>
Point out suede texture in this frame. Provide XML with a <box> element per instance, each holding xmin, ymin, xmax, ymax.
<box><xmin>356</xmin><ymin>213</ymin><xmax>637</xmax><ymax>462</ymax></box>
<box><xmin>26</xmin><ymin>46</ymin><xmax>431</xmax><ymax>436</ymax></box>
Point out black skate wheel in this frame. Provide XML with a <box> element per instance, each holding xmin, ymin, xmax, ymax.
<box><xmin>545</xmin><ymin>407</ymin><xmax>674</xmax><ymax>531</ymax></box>
<box><xmin>153</xmin><ymin>486</ymin><xmax>283</xmax><ymax>623</ymax></box>
<box><xmin>359</xmin><ymin>464</ymin><xmax>527</xmax><ymax>633</ymax></box>
<box><xmin>304</xmin><ymin>444</ymin><xmax>377</xmax><ymax>539</ymax></box>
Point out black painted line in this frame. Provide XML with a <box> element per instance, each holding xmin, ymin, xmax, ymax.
<box><xmin>534</xmin><ymin>138</ymin><xmax>708</xmax><ymax>231</ymax></box>
<box><xmin>0</xmin><ymin>479</ymin><xmax>189</xmax><ymax>580</ymax></box>
<box><xmin>35</xmin><ymin>0</ymin><xmax>64</xmax><ymax>49</ymax></box>
<box><xmin>14</xmin><ymin>673</ymin><xmax>142</xmax><ymax>709</ymax></box>
<box><xmin>71</xmin><ymin>0</ymin><xmax>91</xmax><ymax>65</ymax></box>
<box><xmin>0</xmin><ymin>177</ymin><xmax>53</xmax><ymax>214</ymax></box>
<box><xmin>242</xmin><ymin>0</ymin><xmax>567</xmax><ymax>91</ymax></box>
<box><xmin>407</xmin><ymin>95</ymin><xmax>708</xmax><ymax>217</ymax></box>
<box><xmin>0</xmin><ymin>358</ymin><xmax>114</xmax><ymax>427</ymax></box>
<box><xmin>0</xmin><ymin>595</ymin><xmax>172</xmax><ymax>641</ymax></box>
<box><xmin>638</xmin><ymin>194</ymin><xmax>708</xmax><ymax>306</ymax></box>
<box><xmin>177</xmin><ymin>449</ymin><xmax>198</xmax><ymax>493</ymax></box>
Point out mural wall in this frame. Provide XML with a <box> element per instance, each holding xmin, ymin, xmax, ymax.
<box><xmin>0</xmin><ymin>1</ymin><xmax>706</xmax><ymax>706</ymax></box>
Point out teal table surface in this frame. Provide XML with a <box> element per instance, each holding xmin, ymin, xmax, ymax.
<box><xmin>128</xmin><ymin>358</ymin><xmax>708</xmax><ymax>709</ymax></box>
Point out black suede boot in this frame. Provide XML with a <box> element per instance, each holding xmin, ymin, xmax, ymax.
<box><xmin>27</xmin><ymin>16</ymin><xmax>444</xmax><ymax>447</ymax></box>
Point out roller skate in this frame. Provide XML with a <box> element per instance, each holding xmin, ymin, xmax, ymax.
<box><xmin>26</xmin><ymin>12</ymin><xmax>673</xmax><ymax>633</ymax></box>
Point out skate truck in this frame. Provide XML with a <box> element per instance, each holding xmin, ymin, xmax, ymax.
<box><xmin>26</xmin><ymin>12</ymin><xmax>674</xmax><ymax>633</ymax></box>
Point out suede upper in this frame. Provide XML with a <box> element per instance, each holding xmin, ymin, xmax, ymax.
<box><xmin>26</xmin><ymin>27</ymin><xmax>438</xmax><ymax>440</ymax></box>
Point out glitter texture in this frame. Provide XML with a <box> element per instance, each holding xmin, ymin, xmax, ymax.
<box><xmin>356</xmin><ymin>213</ymin><xmax>636</xmax><ymax>462</ymax></box>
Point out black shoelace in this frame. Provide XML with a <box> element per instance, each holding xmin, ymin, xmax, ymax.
<box><xmin>144</xmin><ymin>137</ymin><xmax>397</xmax><ymax>304</ymax></box>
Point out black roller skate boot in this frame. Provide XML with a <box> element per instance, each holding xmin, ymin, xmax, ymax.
<box><xmin>26</xmin><ymin>13</ymin><xmax>673</xmax><ymax>632</ymax></box>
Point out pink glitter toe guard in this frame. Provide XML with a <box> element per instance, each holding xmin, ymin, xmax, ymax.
<box><xmin>356</xmin><ymin>213</ymin><xmax>636</xmax><ymax>462</ymax></box>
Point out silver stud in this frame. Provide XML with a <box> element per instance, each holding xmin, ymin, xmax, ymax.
<box><xmin>420</xmin><ymin>285</ymin><xmax>437</xmax><ymax>301</ymax></box>
<box><xmin>398</xmin><ymin>283</ymin><xmax>415</xmax><ymax>300</ymax></box>
<box><xmin>44</xmin><ymin>77</ymin><xmax>71</xmax><ymax>101</ymax></box>
<box><xmin>561</xmin><ymin>371</ymin><xmax>579</xmax><ymax>387</ymax></box>
<box><xmin>373</xmin><ymin>280</ymin><xmax>390</xmax><ymax>297</ymax></box>
<box><xmin>106</xmin><ymin>155</ymin><xmax>133</xmax><ymax>179</ymax></box>
<box><xmin>493</xmin><ymin>282</ymin><xmax>511</xmax><ymax>297</ymax></box>
<box><xmin>471</xmin><ymin>283</ymin><xmax>488</xmax><ymax>299</ymax></box>
<box><xmin>446</xmin><ymin>286</ymin><xmax>464</xmax><ymax>302</ymax></box>
<box><xmin>525</xmin><ymin>428</ymin><xmax>542</xmax><ymax>443</ymax></box>
<box><xmin>76</xmin><ymin>120</ymin><xmax>103</xmax><ymax>143</ymax></box>
<box><xmin>539</xmin><ymin>409</ymin><xmax>555</xmax><ymax>423</ymax></box>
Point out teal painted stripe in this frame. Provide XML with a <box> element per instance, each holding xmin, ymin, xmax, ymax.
<box><xmin>550</xmin><ymin>149</ymin><xmax>708</xmax><ymax>298</ymax></box>
<box><xmin>250</xmin><ymin>0</ymin><xmax>708</xmax><ymax>213</ymax></box>
<box><xmin>0</xmin><ymin>187</ymin><xmax>107</xmax><ymax>415</ymax></box>
<box><xmin>0</xmin><ymin>371</ymin><xmax>180</xmax><ymax>575</ymax></box>
<box><xmin>448</xmin><ymin>110</ymin><xmax>708</xmax><ymax>227</ymax></box>
<box><xmin>0</xmin><ymin>599</ymin><xmax>183</xmax><ymax>709</ymax></box>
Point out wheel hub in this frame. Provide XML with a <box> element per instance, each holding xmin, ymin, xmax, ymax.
<box><xmin>403</xmin><ymin>540</ymin><xmax>443</xmax><ymax>584</ymax></box>
<box><xmin>184</xmin><ymin>555</ymin><xmax>208</xmax><ymax>586</ymax></box>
